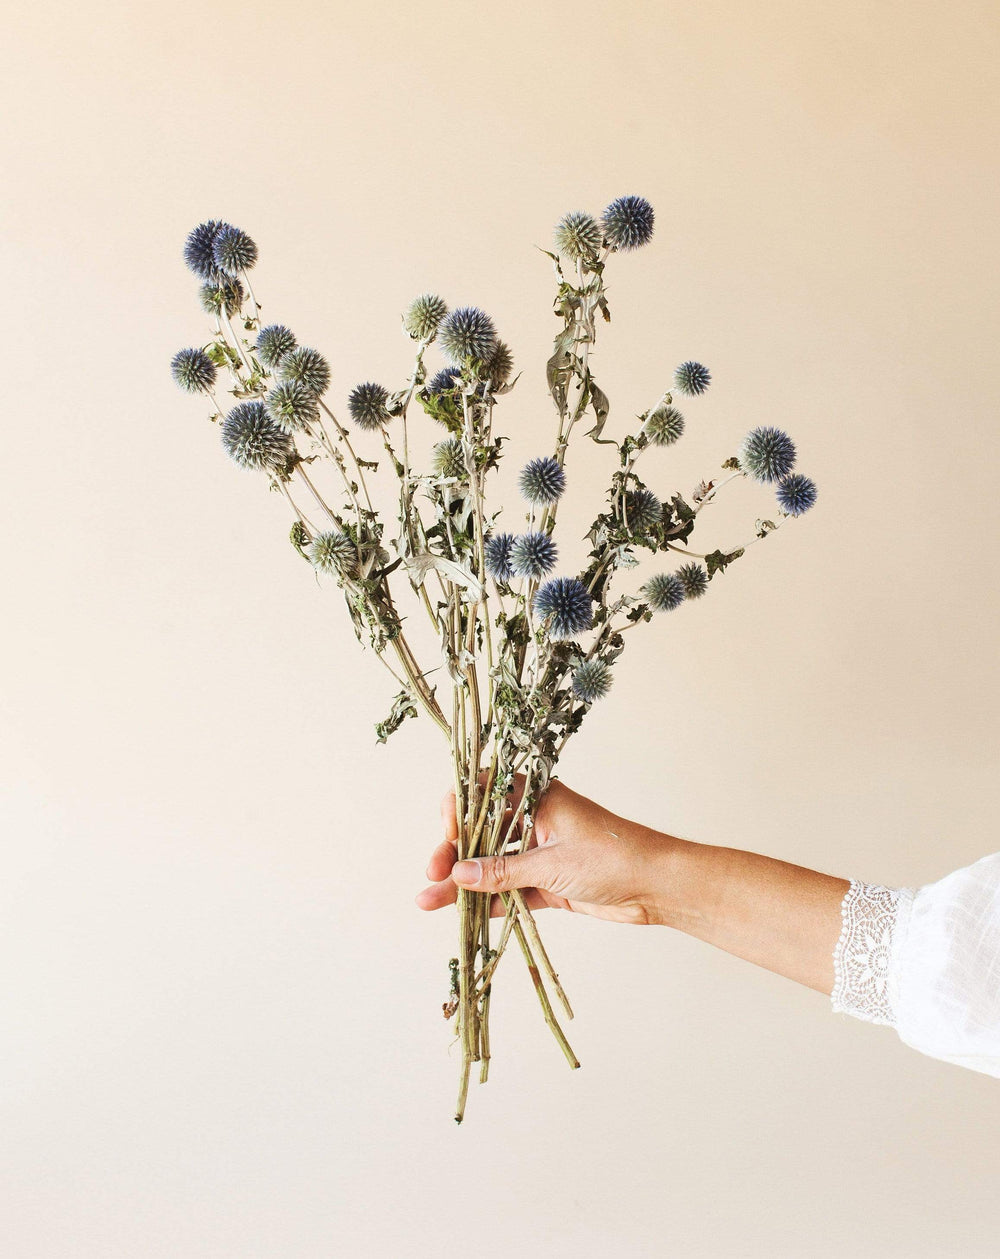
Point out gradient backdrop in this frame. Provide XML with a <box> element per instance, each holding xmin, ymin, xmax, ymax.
<box><xmin>3</xmin><ymin>1</ymin><xmax>999</xmax><ymax>1255</ymax></box>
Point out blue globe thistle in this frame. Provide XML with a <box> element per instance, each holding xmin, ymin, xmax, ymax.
<box><xmin>256</xmin><ymin>324</ymin><xmax>297</xmax><ymax>369</ymax></box>
<box><xmin>510</xmin><ymin>531</ymin><xmax>558</xmax><ymax>579</ymax></box>
<box><xmin>220</xmin><ymin>401</ymin><xmax>293</xmax><ymax>472</ymax></box>
<box><xmin>211</xmin><ymin>225</ymin><xmax>258</xmax><ymax>276</ymax></box>
<box><xmin>431</xmin><ymin>437</ymin><xmax>466</xmax><ymax>479</ymax></box>
<box><xmin>624</xmin><ymin>488</ymin><xmax>662</xmax><ymax>532</ymax></box>
<box><xmin>183</xmin><ymin>220</ymin><xmax>230</xmax><ymax>280</ymax></box>
<box><xmin>674</xmin><ymin>361</ymin><xmax>711</xmax><ymax>395</ymax></box>
<box><xmin>199</xmin><ymin>277</ymin><xmax>244</xmax><ymax>318</ymax></box>
<box><xmin>643</xmin><ymin>405</ymin><xmax>685</xmax><ymax>446</ymax></box>
<box><xmin>171</xmin><ymin>347</ymin><xmax>217</xmax><ymax>394</ymax></box>
<box><xmin>347</xmin><ymin>381</ymin><xmax>391</xmax><ymax>431</ymax></box>
<box><xmin>776</xmin><ymin>472</ymin><xmax>818</xmax><ymax>516</ymax></box>
<box><xmin>485</xmin><ymin>340</ymin><xmax>514</xmax><ymax>387</ymax></box>
<box><xmin>740</xmin><ymin>426</ymin><xmax>797</xmax><ymax>483</ymax></box>
<box><xmin>439</xmin><ymin>306</ymin><xmax>498</xmax><ymax>365</ymax></box>
<box><xmin>553</xmin><ymin>211</ymin><xmax>602</xmax><ymax>260</ymax></box>
<box><xmin>266</xmin><ymin>381</ymin><xmax>319</xmax><ymax>433</ymax></box>
<box><xmin>309</xmin><ymin>530</ymin><xmax>357</xmax><ymax>575</ymax></box>
<box><xmin>642</xmin><ymin>572</ymin><xmax>685</xmax><ymax>612</ymax></box>
<box><xmin>428</xmin><ymin>365</ymin><xmax>463</xmax><ymax>394</ymax></box>
<box><xmin>518</xmin><ymin>456</ymin><xmax>566</xmax><ymax>505</ymax></box>
<box><xmin>571</xmin><ymin>659</ymin><xmax>613</xmax><ymax>703</ymax></box>
<box><xmin>484</xmin><ymin>532</ymin><xmax>517</xmax><ymax>582</ymax></box>
<box><xmin>677</xmin><ymin>561</ymin><xmax>708</xmax><ymax>599</ymax></box>
<box><xmin>404</xmin><ymin>293</ymin><xmax>448</xmax><ymax>340</ymax></box>
<box><xmin>534</xmin><ymin>577</ymin><xmax>593</xmax><ymax>640</ymax></box>
<box><xmin>278</xmin><ymin>347</ymin><xmax>331</xmax><ymax>397</ymax></box>
<box><xmin>601</xmin><ymin>196</ymin><xmax>655</xmax><ymax>251</ymax></box>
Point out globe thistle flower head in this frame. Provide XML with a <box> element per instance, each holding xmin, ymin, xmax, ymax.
<box><xmin>740</xmin><ymin>426</ymin><xmax>797</xmax><ymax>483</ymax></box>
<box><xmin>347</xmin><ymin>381</ymin><xmax>391</xmax><ymax>431</ymax></box>
<box><xmin>171</xmin><ymin>347</ymin><xmax>217</xmax><ymax>394</ymax></box>
<box><xmin>220</xmin><ymin>400</ymin><xmax>293</xmax><ymax>472</ymax></box>
<box><xmin>438</xmin><ymin>306</ymin><xmax>498</xmax><ymax>365</ymax></box>
<box><xmin>677</xmin><ymin>561</ymin><xmax>709</xmax><ymax>599</ymax></box>
<box><xmin>278</xmin><ymin>347</ymin><xmax>331</xmax><ymax>397</ymax></box>
<box><xmin>183</xmin><ymin>220</ymin><xmax>231</xmax><ymax>280</ymax></box>
<box><xmin>484</xmin><ymin>532</ymin><xmax>517</xmax><ymax>583</ymax></box>
<box><xmin>431</xmin><ymin>437</ymin><xmax>466</xmax><ymax>480</ymax></box>
<box><xmin>674</xmin><ymin>361</ymin><xmax>711</xmax><ymax>395</ymax></box>
<box><xmin>510</xmin><ymin>531</ymin><xmax>558</xmax><ymax>579</ymax></box>
<box><xmin>403</xmin><ymin>293</ymin><xmax>448</xmax><ymax>340</ymax></box>
<box><xmin>624</xmin><ymin>488</ymin><xmax>662</xmax><ymax>532</ymax></box>
<box><xmin>643</xmin><ymin>405</ymin><xmax>685</xmax><ymax>447</ymax></box>
<box><xmin>199</xmin><ymin>277</ymin><xmax>245</xmax><ymax>318</ymax></box>
<box><xmin>572</xmin><ymin>659</ymin><xmax>613</xmax><ymax>704</ymax></box>
<box><xmin>534</xmin><ymin>577</ymin><xmax>593</xmax><ymax>640</ymax></box>
<box><xmin>309</xmin><ymin>529</ymin><xmax>357</xmax><ymax>576</ymax></box>
<box><xmin>256</xmin><ymin>324</ymin><xmax>297</xmax><ymax>369</ymax></box>
<box><xmin>518</xmin><ymin>456</ymin><xmax>566</xmax><ymax>505</ymax></box>
<box><xmin>553</xmin><ymin>211</ymin><xmax>602</xmax><ymax>260</ymax></box>
<box><xmin>485</xmin><ymin>340</ymin><xmax>514</xmax><ymax>387</ymax></box>
<box><xmin>776</xmin><ymin>472</ymin><xmax>818</xmax><ymax>516</ymax></box>
<box><xmin>428</xmin><ymin>365</ymin><xmax>463</xmax><ymax>395</ymax></box>
<box><xmin>266</xmin><ymin>381</ymin><xmax>319</xmax><ymax>433</ymax></box>
<box><xmin>601</xmin><ymin>196</ymin><xmax>655</xmax><ymax>251</ymax></box>
<box><xmin>211</xmin><ymin>225</ymin><xmax>258</xmax><ymax>276</ymax></box>
<box><xmin>643</xmin><ymin>572</ymin><xmax>685</xmax><ymax>612</ymax></box>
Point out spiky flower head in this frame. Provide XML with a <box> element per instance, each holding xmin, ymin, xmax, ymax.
<box><xmin>553</xmin><ymin>211</ymin><xmax>602</xmax><ymax>260</ymax></box>
<box><xmin>642</xmin><ymin>572</ymin><xmax>685</xmax><ymax>612</ymax></box>
<box><xmin>211</xmin><ymin>225</ymin><xmax>258</xmax><ymax>276</ymax></box>
<box><xmin>428</xmin><ymin>365</ymin><xmax>463</xmax><ymax>394</ymax></box>
<box><xmin>572</xmin><ymin>659</ymin><xmax>613</xmax><ymax>704</ymax></box>
<box><xmin>308</xmin><ymin>530</ymin><xmax>357</xmax><ymax>576</ymax></box>
<box><xmin>740</xmin><ymin>426</ymin><xmax>797</xmax><ymax>483</ymax></box>
<box><xmin>183</xmin><ymin>220</ymin><xmax>230</xmax><ymax>280</ymax></box>
<box><xmin>431</xmin><ymin>437</ymin><xmax>466</xmax><ymax>480</ymax></box>
<box><xmin>643</xmin><ymin>405</ymin><xmax>685</xmax><ymax>447</ymax></box>
<box><xmin>510</xmin><ymin>531</ymin><xmax>558</xmax><ymax>579</ymax></box>
<box><xmin>220</xmin><ymin>401</ymin><xmax>293</xmax><ymax>472</ymax></box>
<box><xmin>673</xmin><ymin>361</ymin><xmax>711</xmax><ymax>395</ymax></box>
<box><xmin>265</xmin><ymin>381</ymin><xmax>319</xmax><ymax>433</ymax></box>
<box><xmin>624</xmin><ymin>488</ymin><xmax>662</xmax><ymax>532</ymax></box>
<box><xmin>518</xmin><ymin>456</ymin><xmax>566</xmax><ymax>505</ymax></box>
<box><xmin>484</xmin><ymin>532</ymin><xmax>517</xmax><ymax>583</ymax></box>
<box><xmin>485</xmin><ymin>340</ymin><xmax>514</xmax><ymax>387</ymax></box>
<box><xmin>170</xmin><ymin>347</ymin><xmax>217</xmax><ymax>394</ymax></box>
<box><xmin>347</xmin><ymin>381</ymin><xmax>391</xmax><ymax>431</ymax></box>
<box><xmin>601</xmin><ymin>196</ymin><xmax>655</xmax><ymax>251</ymax></box>
<box><xmin>403</xmin><ymin>293</ymin><xmax>448</xmax><ymax>340</ymax></box>
<box><xmin>439</xmin><ymin>306</ymin><xmax>498</xmax><ymax>365</ymax></box>
<box><xmin>278</xmin><ymin>347</ymin><xmax>331</xmax><ymax>397</ymax></box>
<box><xmin>199</xmin><ymin>277</ymin><xmax>244</xmax><ymax>318</ymax></box>
<box><xmin>776</xmin><ymin>472</ymin><xmax>818</xmax><ymax>516</ymax></box>
<box><xmin>677</xmin><ymin>561</ymin><xmax>709</xmax><ymax>599</ymax></box>
<box><xmin>534</xmin><ymin>577</ymin><xmax>593</xmax><ymax>640</ymax></box>
<box><xmin>255</xmin><ymin>324</ymin><xmax>297</xmax><ymax>369</ymax></box>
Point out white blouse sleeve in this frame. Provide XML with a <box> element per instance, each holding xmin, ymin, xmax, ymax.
<box><xmin>831</xmin><ymin>854</ymin><xmax>1000</xmax><ymax>1078</ymax></box>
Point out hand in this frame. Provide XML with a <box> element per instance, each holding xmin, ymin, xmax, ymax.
<box><xmin>414</xmin><ymin>774</ymin><xmax>675</xmax><ymax>926</ymax></box>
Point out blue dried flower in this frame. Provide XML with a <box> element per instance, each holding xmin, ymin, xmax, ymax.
<box><xmin>439</xmin><ymin>306</ymin><xmax>498</xmax><ymax>364</ymax></box>
<box><xmin>740</xmin><ymin>426</ymin><xmax>797</xmax><ymax>483</ymax></box>
<box><xmin>432</xmin><ymin>437</ymin><xmax>466</xmax><ymax>479</ymax></box>
<box><xmin>601</xmin><ymin>196</ymin><xmax>655</xmax><ymax>251</ymax></box>
<box><xmin>220</xmin><ymin>401</ymin><xmax>293</xmax><ymax>472</ymax></box>
<box><xmin>256</xmin><ymin>324</ymin><xmax>297</xmax><ymax>369</ymax></box>
<box><xmin>184</xmin><ymin>220</ymin><xmax>230</xmax><ymax>280</ymax></box>
<box><xmin>518</xmin><ymin>456</ymin><xmax>566</xmax><ymax>505</ymax></box>
<box><xmin>171</xmin><ymin>347</ymin><xmax>217</xmax><ymax>394</ymax></box>
<box><xmin>677</xmin><ymin>561</ymin><xmax>708</xmax><ymax>599</ymax></box>
<box><xmin>309</xmin><ymin>530</ymin><xmax>357</xmax><ymax>575</ymax></box>
<box><xmin>571</xmin><ymin>659</ymin><xmax>613</xmax><ymax>703</ymax></box>
<box><xmin>485</xmin><ymin>340</ymin><xmax>514</xmax><ymax>387</ymax></box>
<box><xmin>199</xmin><ymin>277</ymin><xmax>244</xmax><ymax>318</ymax></box>
<box><xmin>776</xmin><ymin>472</ymin><xmax>818</xmax><ymax>516</ymax></box>
<box><xmin>278</xmin><ymin>347</ymin><xmax>331</xmax><ymax>397</ymax></box>
<box><xmin>510</xmin><ymin>531</ymin><xmax>558</xmax><ymax>579</ymax></box>
<box><xmin>553</xmin><ymin>211</ymin><xmax>602</xmax><ymax>260</ymax></box>
<box><xmin>643</xmin><ymin>405</ymin><xmax>685</xmax><ymax>446</ymax></box>
<box><xmin>266</xmin><ymin>381</ymin><xmax>319</xmax><ymax>433</ymax></box>
<box><xmin>428</xmin><ymin>366</ymin><xmax>463</xmax><ymax>394</ymax></box>
<box><xmin>347</xmin><ymin>381</ymin><xmax>391</xmax><ymax>431</ymax></box>
<box><xmin>485</xmin><ymin>532</ymin><xmax>517</xmax><ymax>582</ymax></box>
<box><xmin>643</xmin><ymin>572</ymin><xmax>685</xmax><ymax>612</ymax></box>
<box><xmin>404</xmin><ymin>294</ymin><xmax>448</xmax><ymax>340</ymax></box>
<box><xmin>212</xmin><ymin>225</ymin><xmax>258</xmax><ymax>276</ymax></box>
<box><xmin>674</xmin><ymin>361</ymin><xmax>711</xmax><ymax>395</ymax></box>
<box><xmin>534</xmin><ymin>577</ymin><xmax>593</xmax><ymax>639</ymax></box>
<box><xmin>624</xmin><ymin>488</ymin><xmax>662</xmax><ymax>531</ymax></box>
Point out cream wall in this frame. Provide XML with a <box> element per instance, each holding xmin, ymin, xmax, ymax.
<box><xmin>3</xmin><ymin>1</ymin><xmax>999</xmax><ymax>1255</ymax></box>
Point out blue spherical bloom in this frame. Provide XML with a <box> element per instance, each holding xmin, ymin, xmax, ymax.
<box><xmin>278</xmin><ymin>347</ymin><xmax>331</xmax><ymax>397</ymax></box>
<box><xmin>184</xmin><ymin>220</ymin><xmax>231</xmax><ymax>279</ymax></box>
<box><xmin>518</xmin><ymin>456</ymin><xmax>566</xmax><ymax>505</ymax></box>
<box><xmin>347</xmin><ymin>381</ymin><xmax>391</xmax><ymax>431</ymax></box>
<box><xmin>212</xmin><ymin>225</ymin><xmax>258</xmax><ymax>276</ymax></box>
<box><xmin>256</xmin><ymin>324</ymin><xmax>297</xmax><ymax>369</ymax></box>
<box><xmin>534</xmin><ymin>577</ymin><xmax>593</xmax><ymax>639</ymax></box>
<box><xmin>776</xmin><ymin>472</ymin><xmax>818</xmax><ymax>516</ymax></box>
<box><xmin>428</xmin><ymin>366</ymin><xmax>463</xmax><ymax>394</ymax></box>
<box><xmin>171</xmin><ymin>347</ymin><xmax>217</xmax><ymax>394</ymax></box>
<box><xmin>571</xmin><ymin>659</ymin><xmax>613</xmax><ymax>703</ymax></box>
<box><xmin>439</xmin><ymin>306</ymin><xmax>498</xmax><ymax>364</ymax></box>
<box><xmin>199</xmin><ymin>277</ymin><xmax>244</xmax><ymax>318</ymax></box>
<box><xmin>677</xmin><ymin>561</ymin><xmax>709</xmax><ymax>599</ymax></box>
<box><xmin>674</xmin><ymin>361</ymin><xmax>711</xmax><ymax>395</ymax></box>
<box><xmin>643</xmin><ymin>572</ymin><xmax>685</xmax><ymax>612</ymax></box>
<box><xmin>220</xmin><ymin>400</ymin><xmax>293</xmax><ymax>471</ymax></box>
<box><xmin>266</xmin><ymin>381</ymin><xmax>319</xmax><ymax>433</ymax></box>
<box><xmin>485</xmin><ymin>340</ymin><xmax>514</xmax><ymax>387</ymax></box>
<box><xmin>484</xmin><ymin>532</ymin><xmax>517</xmax><ymax>582</ymax></box>
<box><xmin>740</xmin><ymin>426</ymin><xmax>797</xmax><ymax>483</ymax></box>
<box><xmin>553</xmin><ymin>211</ymin><xmax>603</xmax><ymax>260</ymax></box>
<box><xmin>510</xmin><ymin>531</ymin><xmax>558</xmax><ymax>579</ymax></box>
<box><xmin>601</xmin><ymin>196</ymin><xmax>655</xmax><ymax>251</ymax></box>
<box><xmin>624</xmin><ymin>488</ymin><xmax>662</xmax><ymax>532</ymax></box>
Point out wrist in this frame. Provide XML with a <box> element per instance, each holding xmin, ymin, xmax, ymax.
<box><xmin>641</xmin><ymin>831</ymin><xmax>713</xmax><ymax>930</ymax></box>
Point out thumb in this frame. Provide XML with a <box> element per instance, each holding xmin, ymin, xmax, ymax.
<box><xmin>452</xmin><ymin>848</ymin><xmax>554</xmax><ymax>893</ymax></box>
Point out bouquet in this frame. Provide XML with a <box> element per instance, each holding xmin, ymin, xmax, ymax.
<box><xmin>170</xmin><ymin>198</ymin><xmax>818</xmax><ymax>1121</ymax></box>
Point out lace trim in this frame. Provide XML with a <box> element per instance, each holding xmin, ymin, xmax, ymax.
<box><xmin>831</xmin><ymin>879</ymin><xmax>901</xmax><ymax>1026</ymax></box>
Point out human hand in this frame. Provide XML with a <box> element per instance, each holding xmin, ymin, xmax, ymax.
<box><xmin>414</xmin><ymin>774</ymin><xmax>676</xmax><ymax>926</ymax></box>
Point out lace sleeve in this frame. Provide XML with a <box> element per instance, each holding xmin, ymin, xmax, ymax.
<box><xmin>831</xmin><ymin>879</ymin><xmax>913</xmax><ymax>1026</ymax></box>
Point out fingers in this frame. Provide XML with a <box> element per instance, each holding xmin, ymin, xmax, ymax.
<box><xmin>413</xmin><ymin>881</ymin><xmax>551</xmax><ymax>917</ymax></box>
<box><xmin>452</xmin><ymin>845</ymin><xmax>555</xmax><ymax>895</ymax></box>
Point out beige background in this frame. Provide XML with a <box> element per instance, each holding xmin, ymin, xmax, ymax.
<box><xmin>3</xmin><ymin>1</ymin><xmax>999</xmax><ymax>1255</ymax></box>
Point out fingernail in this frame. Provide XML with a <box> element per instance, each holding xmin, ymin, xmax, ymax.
<box><xmin>453</xmin><ymin>860</ymin><xmax>481</xmax><ymax>885</ymax></box>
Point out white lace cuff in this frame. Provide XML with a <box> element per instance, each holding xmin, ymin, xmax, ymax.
<box><xmin>831</xmin><ymin>879</ymin><xmax>911</xmax><ymax>1026</ymax></box>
